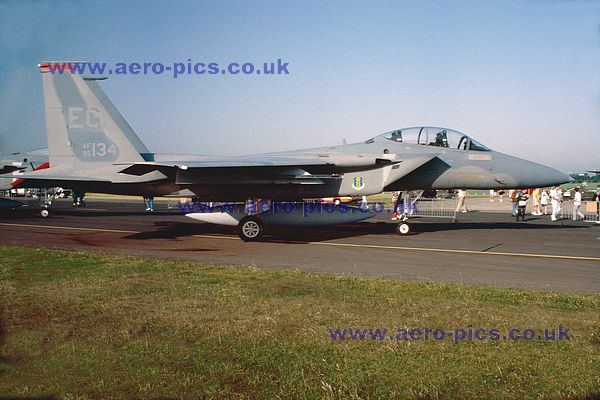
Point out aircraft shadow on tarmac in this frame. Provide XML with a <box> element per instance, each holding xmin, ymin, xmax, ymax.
<box><xmin>121</xmin><ymin>219</ymin><xmax>592</xmax><ymax>244</ymax></box>
<box><xmin>122</xmin><ymin>221</ymin><xmax>393</xmax><ymax>242</ymax></box>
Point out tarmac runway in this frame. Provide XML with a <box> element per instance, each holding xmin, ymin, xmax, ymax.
<box><xmin>1</xmin><ymin>198</ymin><xmax>599</xmax><ymax>293</ymax></box>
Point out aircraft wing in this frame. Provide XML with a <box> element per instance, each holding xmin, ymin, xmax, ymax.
<box><xmin>11</xmin><ymin>170</ymin><xmax>111</xmax><ymax>189</ymax></box>
<box><xmin>12</xmin><ymin>171</ymin><xmax>110</xmax><ymax>182</ymax></box>
<box><xmin>118</xmin><ymin>153</ymin><xmax>418</xmax><ymax>176</ymax></box>
<box><xmin>11</xmin><ymin>151</ymin><xmax>440</xmax><ymax>196</ymax></box>
<box><xmin>10</xmin><ymin>164</ymin><xmax>168</xmax><ymax>189</ymax></box>
<box><xmin>117</xmin><ymin>157</ymin><xmax>334</xmax><ymax>176</ymax></box>
<box><xmin>116</xmin><ymin>153</ymin><xmax>441</xmax><ymax>191</ymax></box>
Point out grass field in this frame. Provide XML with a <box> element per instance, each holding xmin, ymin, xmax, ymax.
<box><xmin>1</xmin><ymin>246</ymin><xmax>598</xmax><ymax>399</ymax></box>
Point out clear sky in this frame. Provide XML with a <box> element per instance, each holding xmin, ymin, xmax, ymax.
<box><xmin>1</xmin><ymin>0</ymin><xmax>598</xmax><ymax>172</ymax></box>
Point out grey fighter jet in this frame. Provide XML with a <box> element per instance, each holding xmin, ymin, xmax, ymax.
<box><xmin>0</xmin><ymin>149</ymin><xmax>48</xmax><ymax>174</ymax></box>
<box><xmin>13</xmin><ymin>62</ymin><xmax>571</xmax><ymax>239</ymax></box>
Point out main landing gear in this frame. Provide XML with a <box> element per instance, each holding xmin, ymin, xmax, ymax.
<box><xmin>237</xmin><ymin>215</ymin><xmax>264</xmax><ymax>242</ymax></box>
<box><xmin>237</xmin><ymin>198</ymin><xmax>268</xmax><ymax>241</ymax></box>
<box><xmin>39</xmin><ymin>188</ymin><xmax>52</xmax><ymax>218</ymax></box>
<box><xmin>40</xmin><ymin>206</ymin><xmax>50</xmax><ymax>218</ymax></box>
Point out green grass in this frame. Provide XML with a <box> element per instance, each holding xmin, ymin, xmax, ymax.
<box><xmin>1</xmin><ymin>246</ymin><xmax>598</xmax><ymax>399</ymax></box>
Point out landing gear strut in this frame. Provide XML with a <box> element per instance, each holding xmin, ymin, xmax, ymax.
<box><xmin>393</xmin><ymin>190</ymin><xmax>423</xmax><ymax>235</ymax></box>
<box><xmin>39</xmin><ymin>188</ymin><xmax>52</xmax><ymax>218</ymax></box>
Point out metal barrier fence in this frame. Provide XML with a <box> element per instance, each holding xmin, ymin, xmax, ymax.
<box><xmin>559</xmin><ymin>201</ymin><xmax>599</xmax><ymax>223</ymax></box>
<box><xmin>398</xmin><ymin>197</ymin><xmax>456</xmax><ymax>218</ymax></box>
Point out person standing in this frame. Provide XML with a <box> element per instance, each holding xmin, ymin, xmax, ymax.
<box><xmin>572</xmin><ymin>187</ymin><xmax>585</xmax><ymax>221</ymax></box>
<box><xmin>509</xmin><ymin>189</ymin><xmax>519</xmax><ymax>216</ymax></box>
<box><xmin>391</xmin><ymin>191</ymin><xmax>401</xmax><ymax>220</ymax></box>
<box><xmin>489</xmin><ymin>189</ymin><xmax>496</xmax><ymax>202</ymax></box>
<box><xmin>71</xmin><ymin>190</ymin><xmax>86</xmax><ymax>207</ymax></box>
<box><xmin>144</xmin><ymin>196</ymin><xmax>154</xmax><ymax>212</ymax></box>
<box><xmin>594</xmin><ymin>184</ymin><xmax>600</xmax><ymax>223</ymax></box>
<box><xmin>540</xmin><ymin>188</ymin><xmax>550</xmax><ymax>215</ymax></box>
<box><xmin>455</xmin><ymin>189</ymin><xmax>468</xmax><ymax>213</ymax></box>
<box><xmin>515</xmin><ymin>190</ymin><xmax>529</xmax><ymax>221</ymax></box>
<box><xmin>72</xmin><ymin>190</ymin><xmax>79</xmax><ymax>207</ymax></box>
<box><xmin>531</xmin><ymin>188</ymin><xmax>541</xmax><ymax>215</ymax></box>
<box><xmin>497</xmin><ymin>189</ymin><xmax>504</xmax><ymax>202</ymax></box>
<box><xmin>550</xmin><ymin>185</ymin><xmax>563</xmax><ymax>222</ymax></box>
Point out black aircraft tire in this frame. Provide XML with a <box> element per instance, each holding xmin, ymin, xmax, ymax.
<box><xmin>396</xmin><ymin>222</ymin><xmax>411</xmax><ymax>235</ymax></box>
<box><xmin>238</xmin><ymin>216</ymin><xmax>264</xmax><ymax>242</ymax></box>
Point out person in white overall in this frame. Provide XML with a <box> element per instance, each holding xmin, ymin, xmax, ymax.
<box><xmin>550</xmin><ymin>185</ymin><xmax>563</xmax><ymax>222</ymax></box>
<box><xmin>572</xmin><ymin>187</ymin><xmax>585</xmax><ymax>221</ymax></box>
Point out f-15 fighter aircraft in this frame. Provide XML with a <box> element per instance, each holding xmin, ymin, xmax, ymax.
<box><xmin>13</xmin><ymin>62</ymin><xmax>571</xmax><ymax>239</ymax></box>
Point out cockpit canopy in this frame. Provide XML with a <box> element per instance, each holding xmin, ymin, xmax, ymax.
<box><xmin>373</xmin><ymin>127</ymin><xmax>491</xmax><ymax>151</ymax></box>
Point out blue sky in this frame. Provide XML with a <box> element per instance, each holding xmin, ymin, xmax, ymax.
<box><xmin>1</xmin><ymin>0</ymin><xmax>598</xmax><ymax>172</ymax></box>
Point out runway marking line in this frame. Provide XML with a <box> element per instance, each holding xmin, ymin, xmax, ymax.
<box><xmin>1</xmin><ymin>222</ymin><xmax>599</xmax><ymax>263</ymax></box>
<box><xmin>191</xmin><ymin>234</ymin><xmax>600</xmax><ymax>263</ymax></box>
<box><xmin>0</xmin><ymin>222</ymin><xmax>138</xmax><ymax>235</ymax></box>
<box><xmin>193</xmin><ymin>234</ymin><xmax>239</xmax><ymax>240</ymax></box>
<box><xmin>306</xmin><ymin>241</ymin><xmax>600</xmax><ymax>262</ymax></box>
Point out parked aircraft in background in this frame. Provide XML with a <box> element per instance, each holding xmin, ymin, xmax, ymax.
<box><xmin>12</xmin><ymin>62</ymin><xmax>571</xmax><ymax>239</ymax></box>
<box><xmin>0</xmin><ymin>149</ymin><xmax>48</xmax><ymax>187</ymax></box>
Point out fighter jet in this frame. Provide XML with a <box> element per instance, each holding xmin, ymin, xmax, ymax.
<box><xmin>0</xmin><ymin>150</ymin><xmax>54</xmax><ymax>216</ymax></box>
<box><xmin>0</xmin><ymin>158</ymin><xmax>22</xmax><ymax>175</ymax></box>
<box><xmin>0</xmin><ymin>149</ymin><xmax>49</xmax><ymax>190</ymax></box>
<box><xmin>13</xmin><ymin>61</ymin><xmax>571</xmax><ymax>239</ymax></box>
<box><xmin>0</xmin><ymin>149</ymin><xmax>48</xmax><ymax>174</ymax></box>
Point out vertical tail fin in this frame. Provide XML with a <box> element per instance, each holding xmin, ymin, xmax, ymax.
<box><xmin>38</xmin><ymin>62</ymin><xmax>148</xmax><ymax>169</ymax></box>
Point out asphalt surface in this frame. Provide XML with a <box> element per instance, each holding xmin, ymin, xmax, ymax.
<box><xmin>1</xmin><ymin>198</ymin><xmax>599</xmax><ymax>293</ymax></box>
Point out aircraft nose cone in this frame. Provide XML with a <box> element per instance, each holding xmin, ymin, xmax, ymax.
<box><xmin>539</xmin><ymin>166</ymin><xmax>572</xmax><ymax>187</ymax></box>
<box><xmin>492</xmin><ymin>152</ymin><xmax>572</xmax><ymax>188</ymax></box>
<box><xmin>517</xmin><ymin>162</ymin><xmax>572</xmax><ymax>188</ymax></box>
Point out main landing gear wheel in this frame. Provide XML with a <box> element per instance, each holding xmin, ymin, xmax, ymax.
<box><xmin>237</xmin><ymin>216</ymin><xmax>264</xmax><ymax>242</ymax></box>
<box><xmin>396</xmin><ymin>222</ymin><xmax>411</xmax><ymax>235</ymax></box>
<box><xmin>40</xmin><ymin>209</ymin><xmax>49</xmax><ymax>218</ymax></box>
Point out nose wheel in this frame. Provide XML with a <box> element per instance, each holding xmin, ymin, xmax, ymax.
<box><xmin>396</xmin><ymin>221</ymin><xmax>411</xmax><ymax>235</ymax></box>
<box><xmin>237</xmin><ymin>216</ymin><xmax>264</xmax><ymax>241</ymax></box>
